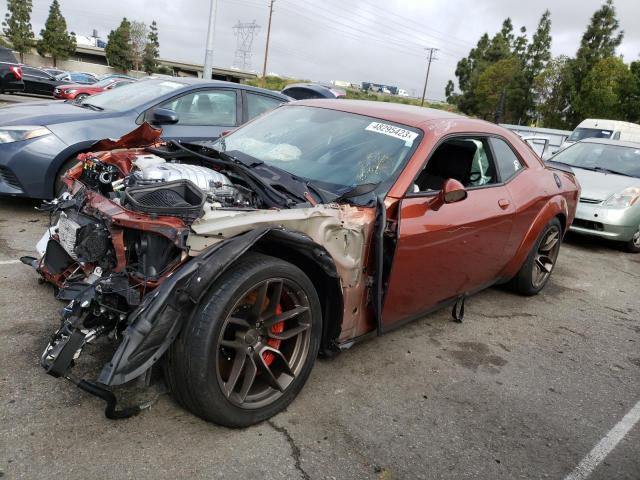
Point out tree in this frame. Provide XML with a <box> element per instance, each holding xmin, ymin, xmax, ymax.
<box><xmin>533</xmin><ymin>56</ymin><xmax>574</xmax><ymax>128</ymax></box>
<box><xmin>142</xmin><ymin>20</ymin><xmax>160</xmax><ymax>74</ymax></box>
<box><xmin>445</xmin><ymin>80</ymin><xmax>455</xmax><ymax>103</ymax></box>
<box><xmin>575</xmin><ymin>56</ymin><xmax>633</xmax><ymax>120</ymax></box>
<box><xmin>105</xmin><ymin>18</ymin><xmax>133</xmax><ymax>72</ymax></box>
<box><xmin>2</xmin><ymin>0</ymin><xmax>34</xmax><ymax>62</ymax></box>
<box><xmin>566</xmin><ymin>0</ymin><xmax>624</xmax><ymax>125</ymax></box>
<box><xmin>526</xmin><ymin>10</ymin><xmax>552</xmax><ymax>82</ymax></box>
<box><xmin>129</xmin><ymin>20</ymin><xmax>147</xmax><ymax>71</ymax></box>
<box><xmin>36</xmin><ymin>0</ymin><xmax>76</xmax><ymax>67</ymax></box>
<box><xmin>475</xmin><ymin>57</ymin><xmax>527</xmax><ymax>123</ymax></box>
<box><xmin>624</xmin><ymin>61</ymin><xmax>640</xmax><ymax>123</ymax></box>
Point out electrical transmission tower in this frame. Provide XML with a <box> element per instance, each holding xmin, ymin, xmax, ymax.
<box><xmin>233</xmin><ymin>20</ymin><xmax>260</xmax><ymax>71</ymax></box>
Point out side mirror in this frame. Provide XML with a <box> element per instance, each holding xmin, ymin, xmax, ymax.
<box><xmin>148</xmin><ymin>108</ymin><xmax>179</xmax><ymax>125</ymax></box>
<box><xmin>441</xmin><ymin>178</ymin><xmax>468</xmax><ymax>203</ymax></box>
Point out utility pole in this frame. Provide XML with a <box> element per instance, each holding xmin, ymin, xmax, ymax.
<box><xmin>203</xmin><ymin>0</ymin><xmax>218</xmax><ymax>80</ymax></box>
<box><xmin>260</xmin><ymin>0</ymin><xmax>275</xmax><ymax>88</ymax></box>
<box><xmin>420</xmin><ymin>48</ymin><xmax>439</xmax><ymax>107</ymax></box>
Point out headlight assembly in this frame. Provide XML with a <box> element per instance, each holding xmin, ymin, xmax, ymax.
<box><xmin>0</xmin><ymin>126</ymin><xmax>51</xmax><ymax>144</ymax></box>
<box><xmin>603</xmin><ymin>186</ymin><xmax>640</xmax><ymax>209</ymax></box>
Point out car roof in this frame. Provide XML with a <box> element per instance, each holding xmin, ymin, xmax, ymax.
<box><xmin>581</xmin><ymin>138</ymin><xmax>640</xmax><ymax>148</ymax></box>
<box><xmin>143</xmin><ymin>77</ymin><xmax>291</xmax><ymax>100</ymax></box>
<box><xmin>289</xmin><ymin>99</ymin><xmax>466</xmax><ymax>127</ymax></box>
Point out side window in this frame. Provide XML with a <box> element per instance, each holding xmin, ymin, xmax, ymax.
<box><xmin>489</xmin><ymin>137</ymin><xmax>524</xmax><ymax>182</ymax></box>
<box><xmin>158</xmin><ymin>90</ymin><xmax>237</xmax><ymax>126</ymax></box>
<box><xmin>413</xmin><ymin>137</ymin><xmax>498</xmax><ymax>192</ymax></box>
<box><xmin>284</xmin><ymin>87</ymin><xmax>323</xmax><ymax>100</ymax></box>
<box><xmin>613</xmin><ymin>131</ymin><xmax>621</xmax><ymax>140</ymax></box>
<box><xmin>246</xmin><ymin>93</ymin><xmax>282</xmax><ymax>120</ymax></box>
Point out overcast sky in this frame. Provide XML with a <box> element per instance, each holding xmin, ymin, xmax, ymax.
<box><xmin>8</xmin><ymin>0</ymin><xmax>640</xmax><ymax>100</ymax></box>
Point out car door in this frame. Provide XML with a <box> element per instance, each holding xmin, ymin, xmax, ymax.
<box><xmin>153</xmin><ymin>88</ymin><xmax>240</xmax><ymax>142</ymax></box>
<box><xmin>381</xmin><ymin>135</ymin><xmax>516</xmax><ymax>331</ymax></box>
<box><xmin>26</xmin><ymin>68</ymin><xmax>58</xmax><ymax>95</ymax></box>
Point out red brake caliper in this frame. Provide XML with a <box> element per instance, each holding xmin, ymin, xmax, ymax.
<box><xmin>263</xmin><ymin>304</ymin><xmax>284</xmax><ymax>366</ymax></box>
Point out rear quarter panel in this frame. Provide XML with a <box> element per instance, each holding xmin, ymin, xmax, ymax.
<box><xmin>499</xmin><ymin>144</ymin><xmax>579</xmax><ymax>280</ymax></box>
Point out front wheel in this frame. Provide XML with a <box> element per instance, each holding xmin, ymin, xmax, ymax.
<box><xmin>624</xmin><ymin>229</ymin><xmax>640</xmax><ymax>253</ymax></box>
<box><xmin>507</xmin><ymin>217</ymin><xmax>562</xmax><ymax>296</ymax></box>
<box><xmin>165</xmin><ymin>252</ymin><xmax>322</xmax><ymax>427</ymax></box>
<box><xmin>74</xmin><ymin>93</ymin><xmax>88</xmax><ymax>103</ymax></box>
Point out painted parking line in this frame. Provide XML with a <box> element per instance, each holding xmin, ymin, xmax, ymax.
<box><xmin>564</xmin><ymin>400</ymin><xmax>640</xmax><ymax>480</ymax></box>
<box><xmin>0</xmin><ymin>259</ymin><xmax>20</xmax><ymax>266</ymax></box>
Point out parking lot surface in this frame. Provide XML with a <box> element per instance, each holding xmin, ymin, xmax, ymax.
<box><xmin>0</xmin><ymin>198</ymin><xmax>638</xmax><ymax>480</ymax></box>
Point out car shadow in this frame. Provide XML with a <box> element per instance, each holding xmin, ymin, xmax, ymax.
<box><xmin>562</xmin><ymin>231</ymin><xmax>628</xmax><ymax>254</ymax></box>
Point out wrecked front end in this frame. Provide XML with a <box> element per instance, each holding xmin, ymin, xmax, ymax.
<box><xmin>25</xmin><ymin>125</ymin><xmax>377</xmax><ymax>418</ymax></box>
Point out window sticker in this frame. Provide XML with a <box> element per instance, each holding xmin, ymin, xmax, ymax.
<box><xmin>365</xmin><ymin>122</ymin><xmax>418</xmax><ymax>146</ymax></box>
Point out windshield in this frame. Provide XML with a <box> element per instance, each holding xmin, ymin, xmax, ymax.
<box><xmin>552</xmin><ymin>142</ymin><xmax>640</xmax><ymax>178</ymax></box>
<box><xmin>80</xmin><ymin>79</ymin><xmax>185</xmax><ymax>111</ymax></box>
<box><xmin>215</xmin><ymin>105</ymin><xmax>422</xmax><ymax>193</ymax></box>
<box><xmin>567</xmin><ymin>127</ymin><xmax>613</xmax><ymax>142</ymax></box>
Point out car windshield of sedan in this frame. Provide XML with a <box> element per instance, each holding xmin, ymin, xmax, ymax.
<box><xmin>80</xmin><ymin>79</ymin><xmax>185</xmax><ymax>111</ymax></box>
<box><xmin>567</xmin><ymin>127</ymin><xmax>613</xmax><ymax>142</ymax></box>
<box><xmin>552</xmin><ymin>142</ymin><xmax>640</xmax><ymax>177</ymax></box>
<box><xmin>216</xmin><ymin>105</ymin><xmax>422</xmax><ymax>191</ymax></box>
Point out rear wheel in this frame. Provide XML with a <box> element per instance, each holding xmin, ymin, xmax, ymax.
<box><xmin>165</xmin><ymin>253</ymin><xmax>322</xmax><ymax>427</ymax></box>
<box><xmin>624</xmin><ymin>229</ymin><xmax>640</xmax><ymax>253</ymax></box>
<box><xmin>508</xmin><ymin>218</ymin><xmax>562</xmax><ymax>296</ymax></box>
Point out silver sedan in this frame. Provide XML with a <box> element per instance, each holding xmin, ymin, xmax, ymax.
<box><xmin>548</xmin><ymin>138</ymin><xmax>640</xmax><ymax>253</ymax></box>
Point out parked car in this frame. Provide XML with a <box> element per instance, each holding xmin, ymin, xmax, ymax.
<box><xmin>0</xmin><ymin>46</ymin><xmax>24</xmax><ymax>93</ymax></box>
<box><xmin>23</xmin><ymin>100</ymin><xmax>579</xmax><ymax>427</ymax></box>
<box><xmin>282</xmin><ymin>82</ymin><xmax>346</xmax><ymax>99</ymax></box>
<box><xmin>548</xmin><ymin>138</ymin><xmax>640</xmax><ymax>252</ymax></box>
<box><xmin>97</xmin><ymin>73</ymin><xmax>137</xmax><ymax>82</ymax></box>
<box><xmin>53</xmin><ymin>76</ymin><xmax>135</xmax><ymax>101</ymax></box>
<box><xmin>21</xmin><ymin>66</ymin><xmax>71</xmax><ymax>96</ymax></box>
<box><xmin>42</xmin><ymin>67</ymin><xmax>65</xmax><ymax>77</ymax></box>
<box><xmin>0</xmin><ymin>78</ymin><xmax>289</xmax><ymax>199</ymax></box>
<box><xmin>561</xmin><ymin>118</ymin><xmax>640</xmax><ymax>149</ymax></box>
<box><xmin>55</xmin><ymin>71</ymin><xmax>98</xmax><ymax>84</ymax></box>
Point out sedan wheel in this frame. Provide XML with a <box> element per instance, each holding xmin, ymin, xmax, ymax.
<box><xmin>509</xmin><ymin>217</ymin><xmax>563</xmax><ymax>296</ymax></box>
<box><xmin>165</xmin><ymin>253</ymin><xmax>321</xmax><ymax>427</ymax></box>
<box><xmin>531</xmin><ymin>225</ymin><xmax>561</xmax><ymax>289</ymax></box>
<box><xmin>216</xmin><ymin>277</ymin><xmax>313</xmax><ymax>409</ymax></box>
<box><xmin>625</xmin><ymin>229</ymin><xmax>640</xmax><ymax>253</ymax></box>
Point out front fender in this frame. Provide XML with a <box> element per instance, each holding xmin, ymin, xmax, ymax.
<box><xmin>98</xmin><ymin>226</ymin><xmax>343</xmax><ymax>386</ymax></box>
<box><xmin>500</xmin><ymin>194</ymin><xmax>569</xmax><ymax>280</ymax></box>
<box><xmin>98</xmin><ymin>228</ymin><xmax>271</xmax><ymax>386</ymax></box>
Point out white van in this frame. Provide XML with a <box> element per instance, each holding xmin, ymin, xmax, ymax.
<box><xmin>561</xmin><ymin>119</ymin><xmax>640</xmax><ymax>149</ymax></box>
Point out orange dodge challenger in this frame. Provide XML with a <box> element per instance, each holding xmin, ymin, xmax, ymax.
<box><xmin>23</xmin><ymin>100</ymin><xmax>579</xmax><ymax>427</ymax></box>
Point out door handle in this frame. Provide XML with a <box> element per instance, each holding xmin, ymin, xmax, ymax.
<box><xmin>498</xmin><ymin>198</ymin><xmax>511</xmax><ymax>209</ymax></box>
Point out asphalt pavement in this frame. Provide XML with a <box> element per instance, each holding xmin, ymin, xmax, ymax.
<box><xmin>0</xmin><ymin>197</ymin><xmax>638</xmax><ymax>480</ymax></box>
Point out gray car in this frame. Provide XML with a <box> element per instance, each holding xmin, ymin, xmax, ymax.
<box><xmin>548</xmin><ymin>138</ymin><xmax>640</xmax><ymax>252</ymax></box>
<box><xmin>0</xmin><ymin>78</ymin><xmax>289</xmax><ymax>199</ymax></box>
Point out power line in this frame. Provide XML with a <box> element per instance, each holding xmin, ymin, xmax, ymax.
<box><xmin>233</xmin><ymin>20</ymin><xmax>260</xmax><ymax>70</ymax></box>
<box><xmin>421</xmin><ymin>48</ymin><xmax>439</xmax><ymax>107</ymax></box>
<box><xmin>260</xmin><ymin>0</ymin><xmax>275</xmax><ymax>86</ymax></box>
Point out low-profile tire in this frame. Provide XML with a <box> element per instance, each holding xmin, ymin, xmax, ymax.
<box><xmin>74</xmin><ymin>93</ymin><xmax>88</xmax><ymax>103</ymax></box>
<box><xmin>507</xmin><ymin>217</ymin><xmax>563</xmax><ymax>296</ymax></box>
<box><xmin>624</xmin><ymin>229</ymin><xmax>640</xmax><ymax>253</ymax></box>
<box><xmin>165</xmin><ymin>252</ymin><xmax>322</xmax><ymax>428</ymax></box>
<box><xmin>54</xmin><ymin>158</ymin><xmax>80</xmax><ymax>198</ymax></box>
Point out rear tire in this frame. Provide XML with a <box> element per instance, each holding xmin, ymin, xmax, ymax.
<box><xmin>624</xmin><ymin>229</ymin><xmax>640</xmax><ymax>253</ymax></box>
<box><xmin>507</xmin><ymin>218</ymin><xmax>562</xmax><ymax>296</ymax></box>
<box><xmin>165</xmin><ymin>252</ymin><xmax>322</xmax><ymax>427</ymax></box>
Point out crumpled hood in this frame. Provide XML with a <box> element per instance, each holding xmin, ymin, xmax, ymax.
<box><xmin>573</xmin><ymin>167</ymin><xmax>640</xmax><ymax>201</ymax></box>
<box><xmin>0</xmin><ymin>100</ymin><xmax>106</xmax><ymax>126</ymax></box>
